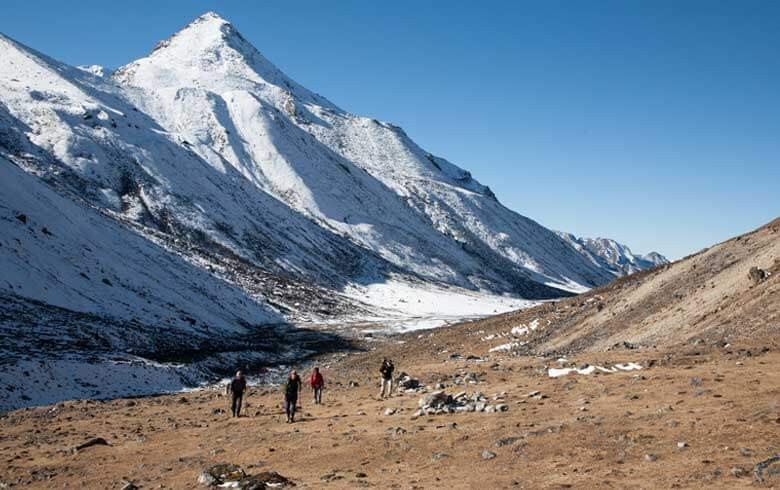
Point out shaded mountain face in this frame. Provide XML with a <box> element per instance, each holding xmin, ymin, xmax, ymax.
<box><xmin>555</xmin><ymin>232</ymin><xmax>668</xmax><ymax>277</ymax></box>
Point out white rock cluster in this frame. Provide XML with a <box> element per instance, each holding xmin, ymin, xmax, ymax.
<box><xmin>414</xmin><ymin>391</ymin><xmax>509</xmax><ymax>416</ymax></box>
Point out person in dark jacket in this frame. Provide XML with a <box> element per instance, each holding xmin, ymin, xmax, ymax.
<box><xmin>310</xmin><ymin>367</ymin><xmax>325</xmax><ymax>405</ymax></box>
<box><xmin>226</xmin><ymin>371</ymin><xmax>247</xmax><ymax>417</ymax></box>
<box><xmin>284</xmin><ymin>370</ymin><xmax>303</xmax><ymax>423</ymax></box>
<box><xmin>379</xmin><ymin>359</ymin><xmax>395</xmax><ymax>399</ymax></box>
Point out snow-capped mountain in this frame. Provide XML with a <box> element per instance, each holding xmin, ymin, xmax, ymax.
<box><xmin>555</xmin><ymin>232</ymin><xmax>669</xmax><ymax>277</ymax></box>
<box><xmin>0</xmin><ymin>12</ymin><xmax>654</xmax><ymax>409</ymax></box>
<box><xmin>111</xmin><ymin>12</ymin><xmax>614</xmax><ymax>294</ymax></box>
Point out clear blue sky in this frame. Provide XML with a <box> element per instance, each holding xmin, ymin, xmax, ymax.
<box><xmin>3</xmin><ymin>1</ymin><xmax>778</xmax><ymax>259</ymax></box>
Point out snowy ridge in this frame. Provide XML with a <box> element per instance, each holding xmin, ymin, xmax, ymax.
<box><xmin>555</xmin><ymin>232</ymin><xmax>669</xmax><ymax>277</ymax></box>
<box><xmin>0</xmin><ymin>13</ymin><xmax>657</xmax><ymax>409</ymax></box>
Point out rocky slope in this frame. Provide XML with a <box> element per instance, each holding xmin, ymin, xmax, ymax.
<box><xmin>472</xmin><ymin>218</ymin><xmax>779</xmax><ymax>355</ymax></box>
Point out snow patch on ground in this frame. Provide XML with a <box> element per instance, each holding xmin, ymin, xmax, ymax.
<box><xmin>489</xmin><ymin>341</ymin><xmax>525</xmax><ymax>352</ymax></box>
<box><xmin>548</xmin><ymin>362</ymin><xmax>643</xmax><ymax>378</ymax></box>
<box><xmin>0</xmin><ymin>358</ymin><xmax>193</xmax><ymax>412</ymax></box>
<box><xmin>340</xmin><ymin>279</ymin><xmax>537</xmax><ymax>332</ymax></box>
<box><xmin>511</xmin><ymin>318</ymin><xmax>541</xmax><ymax>336</ymax></box>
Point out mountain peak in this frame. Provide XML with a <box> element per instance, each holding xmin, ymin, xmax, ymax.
<box><xmin>151</xmin><ymin>11</ymin><xmax>244</xmax><ymax>56</ymax></box>
<box><xmin>177</xmin><ymin>11</ymin><xmax>238</xmax><ymax>43</ymax></box>
<box><xmin>113</xmin><ymin>12</ymin><xmax>335</xmax><ymax>108</ymax></box>
<box><xmin>193</xmin><ymin>11</ymin><xmax>228</xmax><ymax>24</ymax></box>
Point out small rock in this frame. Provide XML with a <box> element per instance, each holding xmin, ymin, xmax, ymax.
<box><xmin>72</xmin><ymin>437</ymin><xmax>110</xmax><ymax>453</ymax></box>
<box><xmin>729</xmin><ymin>466</ymin><xmax>746</xmax><ymax>478</ymax></box>
<box><xmin>677</xmin><ymin>441</ymin><xmax>688</xmax><ymax>449</ymax></box>
<box><xmin>496</xmin><ymin>404</ymin><xmax>508</xmax><ymax>412</ymax></box>
<box><xmin>644</xmin><ymin>454</ymin><xmax>657</xmax><ymax>462</ymax></box>
<box><xmin>496</xmin><ymin>437</ymin><xmax>521</xmax><ymax>447</ymax></box>
<box><xmin>384</xmin><ymin>408</ymin><xmax>396</xmax><ymax>416</ymax></box>
<box><xmin>431</xmin><ymin>452</ymin><xmax>449</xmax><ymax>461</ymax></box>
<box><xmin>748</xmin><ymin>266</ymin><xmax>768</xmax><ymax>285</ymax></box>
<box><xmin>120</xmin><ymin>481</ymin><xmax>138</xmax><ymax>490</ymax></box>
<box><xmin>482</xmin><ymin>450</ymin><xmax>497</xmax><ymax>460</ymax></box>
<box><xmin>753</xmin><ymin>455</ymin><xmax>780</xmax><ymax>483</ymax></box>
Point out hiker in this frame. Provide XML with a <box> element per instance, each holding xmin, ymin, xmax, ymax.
<box><xmin>379</xmin><ymin>358</ymin><xmax>395</xmax><ymax>398</ymax></box>
<box><xmin>226</xmin><ymin>370</ymin><xmax>247</xmax><ymax>417</ymax></box>
<box><xmin>310</xmin><ymin>367</ymin><xmax>325</xmax><ymax>405</ymax></box>
<box><xmin>284</xmin><ymin>369</ymin><xmax>303</xmax><ymax>423</ymax></box>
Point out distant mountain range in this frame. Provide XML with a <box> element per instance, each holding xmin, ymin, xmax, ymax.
<box><xmin>555</xmin><ymin>232</ymin><xmax>668</xmax><ymax>277</ymax></box>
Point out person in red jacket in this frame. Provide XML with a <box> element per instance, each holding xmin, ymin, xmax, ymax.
<box><xmin>310</xmin><ymin>367</ymin><xmax>325</xmax><ymax>405</ymax></box>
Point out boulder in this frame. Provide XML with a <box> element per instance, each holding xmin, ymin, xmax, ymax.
<box><xmin>238</xmin><ymin>471</ymin><xmax>295</xmax><ymax>488</ymax></box>
<box><xmin>397</xmin><ymin>375</ymin><xmax>420</xmax><ymax>390</ymax></box>
<box><xmin>748</xmin><ymin>267</ymin><xmax>768</xmax><ymax>285</ymax></box>
<box><xmin>198</xmin><ymin>463</ymin><xmax>245</xmax><ymax>486</ymax></box>
<box><xmin>419</xmin><ymin>391</ymin><xmax>450</xmax><ymax>409</ymax></box>
<box><xmin>753</xmin><ymin>455</ymin><xmax>780</xmax><ymax>483</ymax></box>
<box><xmin>72</xmin><ymin>437</ymin><xmax>110</xmax><ymax>453</ymax></box>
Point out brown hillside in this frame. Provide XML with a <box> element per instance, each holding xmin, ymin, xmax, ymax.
<box><xmin>438</xmin><ymin>217</ymin><xmax>780</xmax><ymax>357</ymax></box>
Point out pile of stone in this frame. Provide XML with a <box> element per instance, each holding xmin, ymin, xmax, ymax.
<box><xmin>452</xmin><ymin>372</ymin><xmax>481</xmax><ymax>385</ymax></box>
<box><xmin>198</xmin><ymin>463</ymin><xmax>294</xmax><ymax>488</ymax></box>
<box><xmin>396</xmin><ymin>372</ymin><xmax>421</xmax><ymax>392</ymax></box>
<box><xmin>414</xmin><ymin>390</ymin><xmax>508</xmax><ymax>416</ymax></box>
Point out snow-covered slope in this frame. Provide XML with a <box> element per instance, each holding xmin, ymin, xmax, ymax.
<box><xmin>0</xmin><ymin>13</ymin><xmax>656</xmax><ymax>409</ymax></box>
<box><xmin>113</xmin><ymin>12</ymin><xmax>614</xmax><ymax>295</ymax></box>
<box><xmin>555</xmin><ymin>232</ymin><xmax>669</xmax><ymax>277</ymax></box>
